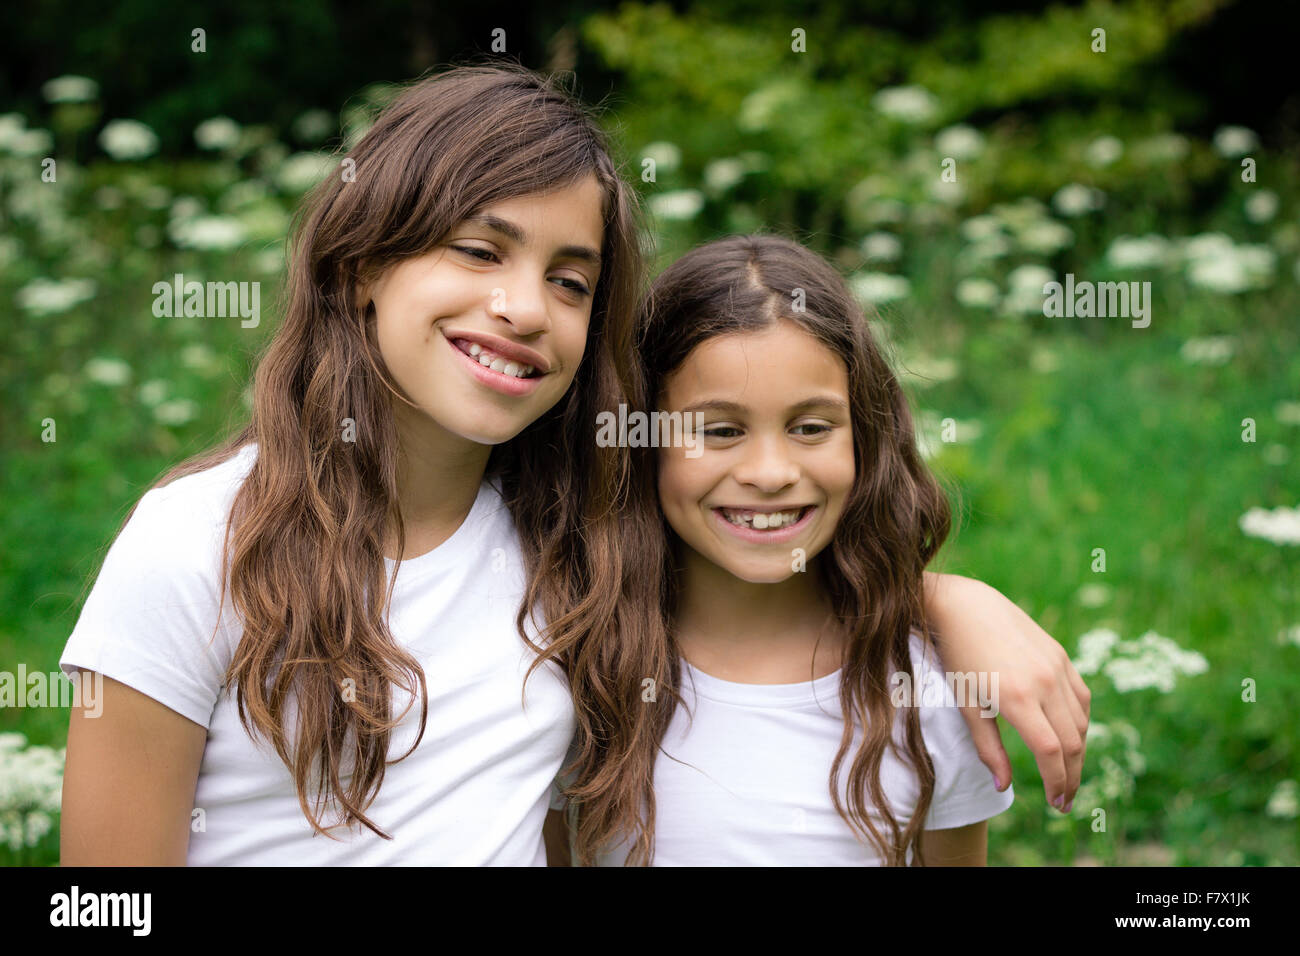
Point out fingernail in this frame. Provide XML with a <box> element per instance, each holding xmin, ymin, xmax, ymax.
<box><xmin>1063</xmin><ymin>799</ymin><xmax>1073</xmax><ymax>812</ymax></box>
<box><xmin>1052</xmin><ymin>794</ymin><xmax>1064</xmax><ymax>808</ymax></box>
<box><xmin>992</xmin><ymin>774</ymin><xmax>1002</xmax><ymax>789</ymax></box>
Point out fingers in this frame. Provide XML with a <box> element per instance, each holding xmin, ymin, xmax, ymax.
<box><xmin>1040</xmin><ymin>686</ymin><xmax>1087</xmax><ymax>810</ymax></box>
<box><xmin>958</xmin><ymin>704</ymin><xmax>1013</xmax><ymax>792</ymax></box>
<box><xmin>1061</xmin><ymin>648</ymin><xmax>1093</xmax><ymax>723</ymax></box>
<box><xmin>1006</xmin><ymin>701</ymin><xmax>1069</xmax><ymax>811</ymax></box>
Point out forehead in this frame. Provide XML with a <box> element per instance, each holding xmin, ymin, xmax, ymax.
<box><xmin>663</xmin><ymin>321</ymin><xmax>849</xmax><ymax>403</ymax></box>
<box><xmin>469</xmin><ymin>174</ymin><xmax>606</xmax><ymax>248</ymax></box>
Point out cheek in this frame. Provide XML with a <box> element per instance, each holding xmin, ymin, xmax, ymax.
<box><xmin>656</xmin><ymin>453</ymin><xmax>700</xmax><ymax>517</ymax></box>
<box><xmin>818</xmin><ymin>442</ymin><xmax>857</xmax><ymax>502</ymax></box>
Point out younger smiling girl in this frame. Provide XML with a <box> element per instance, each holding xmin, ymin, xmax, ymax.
<box><xmin>553</xmin><ymin>234</ymin><xmax>1020</xmax><ymax>865</ymax></box>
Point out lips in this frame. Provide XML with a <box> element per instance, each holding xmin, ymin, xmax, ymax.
<box><xmin>711</xmin><ymin>505</ymin><xmax>817</xmax><ymax>544</ymax></box>
<box><xmin>443</xmin><ymin>329</ymin><xmax>551</xmax><ymax>375</ymax></box>
<box><xmin>444</xmin><ymin>330</ymin><xmax>547</xmax><ymax>397</ymax></box>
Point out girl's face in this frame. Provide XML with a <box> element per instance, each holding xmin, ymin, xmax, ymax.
<box><xmin>364</xmin><ymin>175</ymin><xmax>606</xmax><ymax>447</ymax></box>
<box><xmin>656</xmin><ymin>319</ymin><xmax>856</xmax><ymax>584</ymax></box>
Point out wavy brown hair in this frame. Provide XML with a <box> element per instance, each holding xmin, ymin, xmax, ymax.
<box><xmin>586</xmin><ymin>232</ymin><xmax>957</xmax><ymax>865</ymax></box>
<box><xmin>104</xmin><ymin>62</ymin><xmax>664</xmax><ymax>840</ymax></box>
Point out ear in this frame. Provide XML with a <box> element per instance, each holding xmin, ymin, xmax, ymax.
<box><xmin>353</xmin><ymin>260</ymin><xmax>376</xmax><ymax>313</ymax></box>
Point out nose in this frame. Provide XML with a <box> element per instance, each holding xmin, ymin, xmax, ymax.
<box><xmin>488</xmin><ymin>267</ymin><xmax>550</xmax><ymax>336</ymax></box>
<box><xmin>731</xmin><ymin>431</ymin><xmax>801</xmax><ymax>492</ymax></box>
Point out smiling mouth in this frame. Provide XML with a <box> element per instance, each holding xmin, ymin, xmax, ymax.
<box><xmin>716</xmin><ymin>506</ymin><xmax>814</xmax><ymax>530</ymax></box>
<box><xmin>451</xmin><ymin>339</ymin><xmax>543</xmax><ymax>379</ymax></box>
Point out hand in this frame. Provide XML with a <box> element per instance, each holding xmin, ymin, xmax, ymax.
<box><xmin>923</xmin><ymin>573</ymin><xmax>1091</xmax><ymax>812</ymax></box>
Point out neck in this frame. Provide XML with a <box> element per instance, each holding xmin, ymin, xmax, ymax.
<box><xmin>384</xmin><ymin>401</ymin><xmax>493</xmax><ymax>561</ymax></box>
<box><xmin>673</xmin><ymin>545</ymin><xmax>839</xmax><ymax>668</ymax></box>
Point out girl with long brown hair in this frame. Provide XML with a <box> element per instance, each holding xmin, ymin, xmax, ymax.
<box><xmin>59</xmin><ymin>65</ymin><xmax>1084</xmax><ymax>865</ymax></box>
<box><xmin>548</xmin><ymin>234</ymin><xmax>1075</xmax><ymax>865</ymax></box>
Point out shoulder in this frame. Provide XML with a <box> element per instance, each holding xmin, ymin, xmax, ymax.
<box><xmin>61</xmin><ymin>445</ymin><xmax>259</xmax><ymax>726</ymax></box>
<box><xmin>116</xmin><ymin>444</ymin><xmax>258</xmax><ymax>578</ymax></box>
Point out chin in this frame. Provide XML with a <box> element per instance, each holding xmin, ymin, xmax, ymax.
<box><xmin>715</xmin><ymin>557</ymin><xmax>801</xmax><ymax>585</ymax></box>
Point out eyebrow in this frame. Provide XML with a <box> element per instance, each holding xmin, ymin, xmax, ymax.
<box><xmin>463</xmin><ymin>214</ymin><xmax>602</xmax><ymax>266</ymax></box>
<box><xmin>681</xmin><ymin>397</ymin><xmax>850</xmax><ymax>414</ymax></box>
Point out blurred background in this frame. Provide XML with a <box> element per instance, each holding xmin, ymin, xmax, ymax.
<box><xmin>1</xmin><ymin>0</ymin><xmax>1296</xmax><ymax>866</ymax></box>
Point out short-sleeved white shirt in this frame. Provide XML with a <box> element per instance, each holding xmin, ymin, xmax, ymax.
<box><xmin>567</xmin><ymin>632</ymin><xmax>1013</xmax><ymax>865</ymax></box>
<box><xmin>60</xmin><ymin>443</ymin><xmax>574</xmax><ymax>865</ymax></box>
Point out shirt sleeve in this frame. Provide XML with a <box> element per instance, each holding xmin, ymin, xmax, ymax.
<box><xmin>923</xmin><ymin>709</ymin><xmax>1015</xmax><ymax>830</ymax></box>
<box><xmin>908</xmin><ymin>634</ymin><xmax>1015</xmax><ymax>830</ymax></box>
<box><xmin>59</xmin><ymin>486</ymin><xmax>236</xmax><ymax>729</ymax></box>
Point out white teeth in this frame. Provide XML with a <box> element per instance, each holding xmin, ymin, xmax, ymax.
<box><xmin>720</xmin><ymin>508</ymin><xmax>804</xmax><ymax>530</ymax></box>
<box><xmin>464</xmin><ymin>341</ymin><xmax>536</xmax><ymax>377</ymax></box>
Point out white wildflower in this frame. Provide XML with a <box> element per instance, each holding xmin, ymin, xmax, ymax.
<box><xmin>154</xmin><ymin>399</ymin><xmax>199</xmax><ymax>426</ymax></box>
<box><xmin>8</xmin><ymin>127</ymin><xmax>53</xmax><ymax>157</ymax></box>
<box><xmin>900</xmin><ymin>354</ymin><xmax>959</xmax><ymax>387</ymax></box>
<box><xmin>1275</xmin><ymin>401</ymin><xmax>1300</xmax><ymax>425</ymax></box>
<box><xmin>1076</xmin><ymin>583</ymin><xmax>1112</xmax><ymax>608</ymax></box>
<box><xmin>642</xmin><ymin>141</ymin><xmax>681</xmax><ymax>174</ymax></box>
<box><xmin>1213</xmin><ymin>125</ymin><xmax>1259</xmax><ymax>158</ymax></box>
<box><xmin>16</xmin><ymin>277</ymin><xmax>96</xmax><ymax>315</ymax></box>
<box><xmin>1179</xmin><ymin>335</ymin><xmax>1236</xmax><ymax>365</ymax></box>
<box><xmin>137</xmin><ymin>380</ymin><xmax>168</xmax><ymax>407</ymax></box>
<box><xmin>0</xmin><ymin>113</ymin><xmax>29</xmax><ymax>152</ymax></box>
<box><xmin>1098</xmin><ymin>630</ymin><xmax>1208</xmax><ymax>693</ymax></box>
<box><xmin>703</xmin><ymin>157</ymin><xmax>746</xmax><ymax>193</ymax></box>
<box><xmin>934</xmin><ymin>124</ymin><xmax>983</xmax><ymax>160</ymax></box>
<box><xmin>1266</xmin><ymin>780</ymin><xmax>1298</xmax><ymax>819</ymax></box>
<box><xmin>1008</xmin><ymin>263</ymin><xmax>1056</xmax><ymax>290</ymax></box>
<box><xmin>168</xmin><ymin>215</ymin><xmax>246</xmax><ymax>251</ymax></box>
<box><xmin>960</xmin><ymin>215</ymin><xmax>1003</xmax><ymax>242</ymax></box>
<box><xmin>860</xmin><ymin>232</ymin><xmax>903</xmax><ymax>263</ymax></box>
<box><xmin>928</xmin><ymin>178</ymin><xmax>965</xmax><ymax>205</ymax></box>
<box><xmin>1018</xmin><ymin>219</ymin><xmax>1074</xmax><ymax>255</ymax></box>
<box><xmin>1085</xmin><ymin>135</ymin><xmax>1123</xmax><ymax>167</ymax></box>
<box><xmin>275</xmin><ymin>152</ymin><xmax>333</xmax><ymax>193</ymax></box>
<box><xmin>1105</xmin><ymin>234</ymin><xmax>1172</xmax><ymax>270</ymax></box>
<box><xmin>873</xmin><ymin>85</ymin><xmax>938</xmax><ymax>124</ymax></box>
<box><xmin>1244</xmin><ymin>190</ymin><xmax>1279</xmax><ymax>224</ymax></box>
<box><xmin>1135</xmin><ymin>132</ymin><xmax>1188</xmax><ymax>162</ymax></box>
<box><xmin>955</xmin><ymin>277</ymin><xmax>998</xmax><ymax>309</ymax></box>
<box><xmin>84</xmin><ymin>356</ymin><xmax>131</xmax><ymax>387</ymax></box>
<box><xmin>1052</xmin><ymin>183</ymin><xmax>1105</xmax><ymax>217</ymax></box>
<box><xmin>648</xmin><ymin>189</ymin><xmax>704</xmax><ymax>221</ymax></box>
<box><xmin>194</xmin><ymin>116</ymin><xmax>241</xmax><ymax>151</ymax></box>
<box><xmin>1186</xmin><ymin>243</ymin><xmax>1274</xmax><ymax>293</ymax></box>
<box><xmin>1239</xmin><ymin>504</ymin><xmax>1300</xmax><ymax>545</ymax></box>
<box><xmin>98</xmin><ymin>119</ymin><xmax>159</xmax><ymax>160</ymax></box>
<box><xmin>849</xmin><ymin>272</ymin><xmax>910</xmax><ymax>305</ymax></box>
<box><xmin>1073</xmin><ymin>628</ymin><xmax>1121</xmax><ymax>675</ymax></box>
<box><xmin>42</xmin><ymin>75</ymin><xmax>99</xmax><ymax>104</ymax></box>
<box><xmin>1001</xmin><ymin>264</ymin><xmax>1056</xmax><ymax>314</ymax></box>
<box><xmin>255</xmin><ymin>246</ymin><xmax>284</xmax><ymax>274</ymax></box>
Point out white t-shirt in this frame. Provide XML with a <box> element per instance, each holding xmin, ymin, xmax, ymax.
<box><xmin>60</xmin><ymin>443</ymin><xmax>574</xmax><ymax>865</ymax></box>
<box><xmin>566</xmin><ymin>632</ymin><xmax>1013</xmax><ymax>866</ymax></box>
